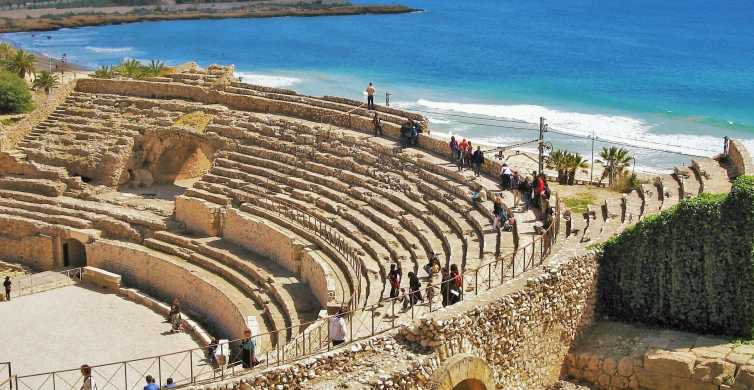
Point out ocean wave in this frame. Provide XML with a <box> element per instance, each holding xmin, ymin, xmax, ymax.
<box><xmin>405</xmin><ymin>99</ymin><xmax>737</xmax><ymax>158</ymax></box>
<box><xmin>234</xmin><ymin>72</ymin><xmax>301</xmax><ymax>88</ymax></box>
<box><xmin>86</xmin><ymin>46</ymin><xmax>134</xmax><ymax>54</ymax></box>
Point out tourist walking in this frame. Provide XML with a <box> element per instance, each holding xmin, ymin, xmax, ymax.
<box><xmin>207</xmin><ymin>337</ymin><xmax>219</xmax><ymax>366</ymax></box>
<box><xmin>80</xmin><ymin>365</ymin><xmax>96</xmax><ymax>390</ymax></box>
<box><xmin>372</xmin><ymin>112</ymin><xmax>383</xmax><ymax>136</ymax></box>
<box><xmin>440</xmin><ymin>268</ymin><xmax>451</xmax><ymax>307</ymax></box>
<box><xmin>449</xmin><ymin>264</ymin><xmax>463</xmax><ymax>305</ymax></box>
<box><xmin>534</xmin><ymin>173</ymin><xmax>546</xmax><ymax>209</ymax></box>
<box><xmin>511</xmin><ymin>171</ymin><xmax>521</xmax><ymax>203</ymax></box>
<box><xmin>472</xmin><ymin>146</ymin><xmax>484</xmax><ymax>176</ymax></box>
<box><xmin>465</xmin><ymin>142</ymin><xmax>474</xmax><ymax>169</ymax></box>
<box><xmin>500</xmin><ymin>164</ymin><xmax>513</xmax><ymax>189</ymax></box>
<box><xmin>3</xmin><ymin>276</ymin><xmax>10</xmax><ymax>301</ymax></box>
<box><xmin>458</xmin><ymin>139</ymin><xmax>468</xmax><ymax>170</ymax></box>
<box><xmin>328</xmin><ymin>309</ymin><xmax>347</xmax><ymax>346</ymax></box>
<box><xmin>492</xmin><ymin>197</ymin><xmax>507</xmax><ymax>230</ymax></box>
<box><xmin>449</xmin><ymin>136</ymin><xmax>459</xmax><ymax>162</ymax></box>
<box><xmin>144</xmin><ymin>376</ymin><xmax>159</xmax><ymax>390</ymax></box>
<box><xmin>388</xmin><ymin>263</ymin><xmax>401</xmax><ymax>298</ymax></box>
<box><xmin>168</xmin><ymin>298</ymin><xmax>181</xmax><ymax>333</ymax></box>
<box><xmin>163</xmin><ymin>378</ymin><xmax>176</xmax><ymax>389</ymax></box>
<box><xmin>366</xmin><ymin>82</ymin><xmax>376</xmax><ymax>110</ymax></box>
<box><xmin>240</xmin><ymin>329</ymin><xmax>257</xmax><ymax>368</ymax></box>
<box><xmin>519</xmin><ymin>176</ymin><xmax>532</xmax><ymax>209</ymax></box>
<box><xmin>408</xmin><ymin>272</ymin><xmax>423</xmax><ymax>305</ymax></box>
<box><xmin>423</xmin><ymin>252</ymin><xmax>441</xmax><ymax>277</ymax></box>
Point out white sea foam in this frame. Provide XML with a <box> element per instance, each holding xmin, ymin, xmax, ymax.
<box><xmin>406</xmin><ymin>99</ymin><xmax>738</xmax><ymax>158</ymax></box>
<box><xmin>86</xmin><ymin>46</ymin><xmax>134</xmax><ymax>54</ymax></box>
<box><xmin>234</xmin><ymin>72</ymin><xmax>301</xmax><ymax>88</ymax></box>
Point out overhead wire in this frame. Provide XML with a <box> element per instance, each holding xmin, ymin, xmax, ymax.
<box><xmin>409</xmin><ymin>105</ymin><xmax>719</xmax><ymax>157</ymax></box>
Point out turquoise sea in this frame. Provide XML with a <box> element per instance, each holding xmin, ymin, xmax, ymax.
<box><xmin>3</xmin><ymin>0</ymin><xmax>754</xmax><ymax>171</ymax></box>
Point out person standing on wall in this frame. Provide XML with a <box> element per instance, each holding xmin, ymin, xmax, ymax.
<box><xmin>366</xmin><ymin>82</ymin><xmax>376</xmax><ymax>110</ymax></box>
<box><xmin>3</xmin><ymin>276</ymin><xmax>10</xmax><ymax>301</ymax></box>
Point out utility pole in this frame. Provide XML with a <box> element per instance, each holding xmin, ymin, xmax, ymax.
<box><xmin>538</xmin><ymin>117</ymin><xmax>546</xmax><ymax>174</ymax></box>
<box><xmin>590</xmin><ymin>130</ymin><xmax>595</xmax><ymax>184</ymax></box>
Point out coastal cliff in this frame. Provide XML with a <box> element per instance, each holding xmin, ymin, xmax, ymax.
<box><xmin>0</xmin><ymin>2</ymin><xmax>417</xmax><ymax>33</ymax></box>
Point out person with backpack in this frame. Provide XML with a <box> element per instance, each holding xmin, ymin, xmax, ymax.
<box><xmin>388</xmin><ymin>263</ymin><xmax>401</xmax><ymax>299</ymax></box>
<box><xmin>500</xmin><ymin>164</ymin><xmax>513</xmax><ymax>189</ymax></box>
<box><xmin>472</xmin><ymin>146</ymin><xmax>484</xmax><ymax>176</ymax></box>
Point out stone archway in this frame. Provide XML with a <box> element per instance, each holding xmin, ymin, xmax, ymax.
<box><xmin>431</xmin><ymin>354</ymin><xmax>495</xmax><ymax>390</ymax></box>
<box><xmin>62</xmin><ymin>238</ymin><xmax>86</xmax><ymax>267</ymax></box>
<box><xmin>153</xmin><ymin>142</ymin><xmax>212</xmax><ymax>184</ymax></box>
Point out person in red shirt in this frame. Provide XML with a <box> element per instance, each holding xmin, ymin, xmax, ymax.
<box><xmin>449</xmin><ymin>264</ymin><xmax>462</xmax><ymax>304</ymax></box>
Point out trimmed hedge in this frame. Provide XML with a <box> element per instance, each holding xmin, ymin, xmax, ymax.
<box><xmin>598</xmin><ymin>176</ymin><xmax>754</xmax><ymax>337</ymax></box>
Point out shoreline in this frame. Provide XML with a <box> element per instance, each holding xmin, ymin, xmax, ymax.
<box><xmin>0</xmin><ymin>4</ymin><xmax>418</xmax><ymax>34</ymax></box>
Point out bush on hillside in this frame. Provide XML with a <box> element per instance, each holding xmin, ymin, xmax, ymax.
<box><xmin>0</xmin><ymin>69</ymin><xmax>33</xmax><ymax>114</ymax></box>
<box><xmin>598</xmin><ymin>176</ymin><xmax>754</xmax><ymax>337</ymax></box>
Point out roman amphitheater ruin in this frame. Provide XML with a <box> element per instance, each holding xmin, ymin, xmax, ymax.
<box><xmin>0</xmin><ymin>64</ymin><xmax>751</xmax><ymax>390</ymax></box>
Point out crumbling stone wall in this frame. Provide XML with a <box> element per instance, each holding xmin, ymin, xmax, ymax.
<box><xmin>0</xmin><ymin>234</ymin><xmax>54</xmax><ymax>270</ymax></box>
<box><xmin>728</xmin><ymin>140</ymin><xmax>754</xmax><ymax>178</ymax></box>
<box><xmin>399</xmin><ymin>249</ymin><xmax>599</xmax><ymax>389</ymax></box>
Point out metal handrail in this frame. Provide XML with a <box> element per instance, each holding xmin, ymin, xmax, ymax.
<box><xmin>12</xmin><ymin>198</ymin><xmax>561</xmax><ymax>390</ymax></box>
<box><xmin>6</xmin><ymin>267</ymin><xmax>85</xmax><ymax>299</ymax></box>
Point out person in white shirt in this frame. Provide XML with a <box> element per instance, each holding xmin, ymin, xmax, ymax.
<box><xmin>500</xmin><ymin>164</ymin><xmax>513</xmax><ymax>189</ymax></box>
<box><xmin>80</xmin><ymin>365</ymin><xmax>96</xmax><ymax>390</ymax></box>
<box><xmin>328</xmin><ymin>309</ymin><xmax>348</xmax><ymax>346</ymax></box>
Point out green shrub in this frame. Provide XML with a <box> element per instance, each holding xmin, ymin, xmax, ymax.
<box><xmin>0</xmin><ymin>69</ymin><xmax>32</xmax><ymax>114</ymax></box>
<box><xmin>598</xmin><ymin>176</ymin><xmax>754</xmax><ymax>337</ymax></box>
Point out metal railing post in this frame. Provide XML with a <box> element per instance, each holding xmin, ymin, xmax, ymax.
<box><xmin>124</xmin><ymin>362</ymin><xmax>128</xmax><ymax>390</ymax></box>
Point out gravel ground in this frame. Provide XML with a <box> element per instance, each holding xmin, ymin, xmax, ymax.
<box><xmin>0</xmin><ymin>285</ymin><xmax>201</xmax><ymax>377</ymax></box>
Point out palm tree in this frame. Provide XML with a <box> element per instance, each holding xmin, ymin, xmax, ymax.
<box><xmin>565</xmin><ymin>152</ymin><xmax>589</xmax><ymax>185</ymax></box>
<box><xmin>145</xmin><ymin>59</ymin><xmax>166</xmax><ymax>77</ymax></box>
<box><xmin>546</xmin><ymin>149</ymin><xmax>570</xmax><ymax>184</ymax></box>
<box><xmin>32</xmin><ymin>71</ymin><xmax>59</xmax><ymax>96</ymax></box>
<box><xmin>115</xmin><ymin>59</ymin><xmax>144</xmax><ymax>79</ymax></box>
<box><xmin>93</xmin><ymin>65</ymin><xmax>115</xmax><ymax>79</ymax></box>
<box><xmin>599</xmin><ymin>146</ymin><xmax>632</xmax><ymax>188</ymax></box>
<box><xmin>6</xmin><ymin>49</ymin><xmax>35</xmax><ymax>80</ymax></box>
<box><xmin>0</xmin><ymin>42</ymin><xmax>16</xmax><ymax>61</ymax></box>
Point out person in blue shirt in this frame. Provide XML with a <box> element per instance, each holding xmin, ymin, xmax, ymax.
<box><xmin>163</xmin><ymin>378</ymin><xmax>176</xmax><ymax>389</ymax></box>
<box><xmin>240</xmin><ymin>329</ymin><xmax>256</xmax><ymax>368</ymax></box>
<box><xmin>143</xmin><ymin>375</ymin><xmax>159</xmax><ymax>390</ymax></box>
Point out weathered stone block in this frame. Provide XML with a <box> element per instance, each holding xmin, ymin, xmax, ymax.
<box><xmin>644</xmin><ymin>350</ymin><xmax>695</xmax><ymax>378</ymax></box>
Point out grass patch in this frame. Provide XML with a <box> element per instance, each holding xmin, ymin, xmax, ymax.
<box><xmin>174</xmin><ymin>111</ymin><xmax>213</xmax><ymax>134</ymax></box>
<box><xmin>563</xmin><ymin>191</ymin><xmax>597</xmax><ymax>214</ymax></box>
